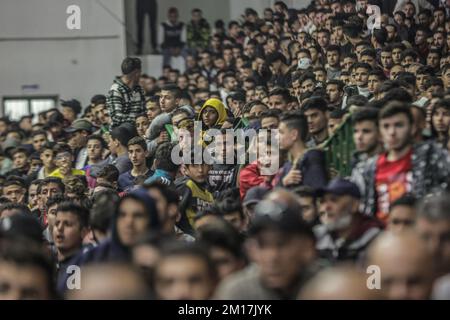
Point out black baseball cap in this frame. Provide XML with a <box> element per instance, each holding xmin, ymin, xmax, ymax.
<box><xmin>243</xmin><ymin>186</ymin><xmax>270</xmax><ymax>206</ymax></box>
<box><xmin>249</xmin><ymin>200</ymin><xmax>314</xmax><ymax>239</ymax></box>
<box><xmin>317</xmin><ymin>178</ymin><xmax>361</xmax><ymax>199</ymax></box>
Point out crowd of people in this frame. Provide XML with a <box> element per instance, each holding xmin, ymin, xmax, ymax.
<box><xmin>2</xmin><ymin>0</ymin><xmax>450</xmax><ymax>300</ymax></box>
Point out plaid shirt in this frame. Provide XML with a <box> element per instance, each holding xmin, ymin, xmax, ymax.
<box><xmin>107</xmin><ymin>77</ymin><xmax>145</xmax><ymax>127</ymax></box>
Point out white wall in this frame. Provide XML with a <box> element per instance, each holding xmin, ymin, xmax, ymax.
<box><xmin>0</xmin><ymin>0</ymin><xmax>126</xmax><ymax>111</ymax></box>
<box><xmin>0</xmin><ymin>0</ymin><xmax>314</xmax><ymax>114</ymax></box>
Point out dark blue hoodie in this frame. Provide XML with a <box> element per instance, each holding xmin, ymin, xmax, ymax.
<box><xmin>57</xmin><ymin>189</ymin><xmax>160</xmax><ymax>295</ymax></box>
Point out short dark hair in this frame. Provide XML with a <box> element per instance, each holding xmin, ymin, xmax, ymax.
<box><xmin>31</xmin><ymin>130</ymin><xmax>48</xmax><ymax>139</ymax></box>
<box><xmin>110</xmin><ymin>126</ymin><xmax>136</xmax><ymax>147</ymax></box>
<box><xmin>161</xmin><ymin>84</ymin><xmax>182</xmax><ymax>100</ymax></box>
<box><xmin>87</xmin><ymin>134</ymin><xmax>107</xmax><ymax>149</ymax></box>
<box><xmin>121</xmin><ymin>57</ymin><xmax>142</xmax><ymax>75</ymax></box>
<box><xmin>416</xmin><ymin>65</ymin><xmax>435</xmax><ymax>77</ymax></box>
<box><xmin>157</xmin><ymin>242</ymin><xmax>218</xmax><ymax>282</ymax></box>
<box><xmin>56</xmin><ymin>201</ymin><xmax>89</xmax><ymax>229</ymax></box>
<box><xmin>352</xmin><ymin>107</ymin><xmax>380</xmax><ymax>125</ymax></box>
<box><xmin>197</xmin><ymin>222</ymin><xmax>245</xmax><ymax>260</ymax></box>
<box><xmin>382</xmin><ymin>87</ymin><xmax>413</xmax><ymax>104</ymax></box>
<box><xmin>97</xmin><ymin>164</ymin><xmax>120</xmax><ymax>183</ymax></box>
<box><xmin>329</xmin><ymin>109</ymin><xmax>347</xmax><ymax>119</ymax></box>
<box><xmin>302</xmin><ymin>96</ymin><xmax>328</xmax><ymax>113</ymax></box>
<box><xmin>372</xmin><ymin>27</ymin><xmax>388</xmax><ymax>45</ymax></box>
<box><xmin>0</xmin><ymin>202</ymin><xmax>31</xmax><ymax>216</ymax></box>
<box><xmin>401</xmin><ymin>49</ymin><xmax>418</xmax><ymax>61</ymax></box>
<box><xmin>144</xmin><ymin>182</ymin><xmax>179</xmax><ymax>204</ymax></box>
<box><xmin>326</xmin><ymin>80</ymin><xmax>345</xmax><ymax>91</ymax></box>
<box><xmin>396</xmin><ymin>72</ymin><xmax>416</xmax><ymax>86</ymax></box>
<box><xmin>46</xmin><ymin>195</ymin><xmax>68</xmax><ymax>210</ymax></box>
<box><xmin>127</xmin><ymin>136</ymin><xmax>148</xmax><ymax>151</ymax></box>
<box><xmin>3</xmin><ymin>177</ymin><xmax>26</xmax><ymax>190</ymax></box>
<box><xmin>361</xmin><ymin>48</ymin><xmax>377</xmax><ymax>59</ymax></box>
<box><xmin>280</xmin><ymin>111</ymin><xmax>308</xmax><ymax>141</ymax></box>
<box><xmin>53</xmin><ymin>143</ymin><xmax>72</xmax><ymax>156</ymax></box>
<box><xmin>0</xmin><ymin>240</ymin><xmax>55</xmax><ymax>298</ymax></box>
<box><xmin>350</xmin><ymin>62</ymin><xmax>372</xmax><ymax>73</ymax></box>
<box><xmin>390</xmin><ymin>193</ymin><xmax>417</xmax><ymax>211</ymax></box>
<box><xmin>90</xmin><ymin>190</ymin><xmax>119</xmax><ymax>233</ymax></box>
<box><xmin>343</xmin><ymin>23</ymin><xmax>361</xmax><ymax>39</ymax></box>
<box><xmin>260</xmin><ymin>109</ymin><xmax>282</xmax><ymax>121</ymax></box>
<box><xmin>379</xmin><ymin>102</ymin><xmax>414</xmax><ymax>124</ymax></box>
<box><xmin>154</xmin><ymin>142</ymin><xmax>179</xmax><ymax>173</ymax></box>
<box><xmin>266</xmin><ymin>52</ymin><xmax>287</xmax><ymax>65</ymax></box>
<box><xmin>40</xmin><ymin>142</ymin><xmax>55</xmax><ymax>154</ymax></box>
<box><xmin>326</xmin><ymin>45</ymin><xmax>340</xmax><ymax>54</ymax></box>
<box><xmin>91</xmin><ymin>94</ymin><xmax>107</xmax><ymax>106</ymax></box>
<box><xmin>369</xmin><ymin>69</ymin><xmax>387</xmax><ymax>81</ymax></box>
<box><xmin>10</xmin><ymin>147</ymin><xmax>28</xmax><ymax>158</ymax></box>
<box><xmin>40</xmin><ymin>177</ymin><xmax>65</xmax><ymax>194</ymax></box>
<box><xmin>146</xmin><ymin>95</ymin><xmax>160</xmax><ymax>105</ymax></box>
<box><xmin>268</xmin><ymin>87</ymin><xmax>291</xmax><ymax>102</ymax></box>
<box><xmin>292</xmin><ymin>185</ymin><xmax>317</xmax><ymax>202</ymax></box>
<box><xmin>299</xmin><ymin>72</ymin><xmax>317</xmax><ymax>85</ymax></box>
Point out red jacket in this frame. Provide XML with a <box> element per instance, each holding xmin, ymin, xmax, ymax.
<box><xmin>239</xmin><ymin>161</ymin><xmax>273</xmax><ymax>199</ymax></box>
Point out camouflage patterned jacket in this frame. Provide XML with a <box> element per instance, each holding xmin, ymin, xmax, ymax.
<box><xmin>351</xmin><ymin>142</ymin><xmax>450</xmax><ymax>217</ymax></box>
<box><xmin>187</xmin><ymin>19</ymin><xmax>210</xmax><ymax>51</ymax></box>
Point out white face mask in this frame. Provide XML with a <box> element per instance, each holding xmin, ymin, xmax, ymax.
<box><xmin>298</xmin><ymin>57</ymin><xmax>312</xmax><ymax>70</ymax></box>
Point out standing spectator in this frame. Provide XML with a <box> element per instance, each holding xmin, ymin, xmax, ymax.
<box><xmin>187</xmin><ymin>9</ymin><xmax>211</xmax><ymax>53</ymax></box>
<box><xmin>159</xmin><ymin>7</ymin><xmax>186</xmax><ymax>68</ymax></box>
<box><xmin>136</xmin><ymin>0</ymin><xmax>158</xmax><ymax>55</ymax></box>
<box><xmin>107</xmin><ymin>57</ymin><xmax>145</xmax><ymax>128</ymax></box>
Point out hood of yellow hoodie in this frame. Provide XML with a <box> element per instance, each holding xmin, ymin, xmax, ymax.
<box><xmin>197</xmin><ymin>98</ymin><xmax>228</xmax><ymax>127</ymax></box>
